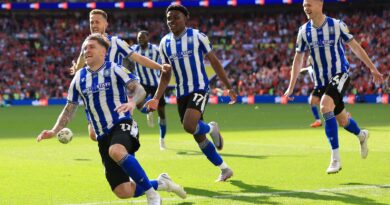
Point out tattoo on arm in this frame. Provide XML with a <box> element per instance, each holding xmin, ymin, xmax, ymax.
<box><xmin>52</xmin><ymin>103</ymin><xmax>78</xmax><ymax>133</ymax></box>
<box><xmin>127</xmin><ymin>81</ymin><xmax>146</xmax><ymax>105</ymax></box>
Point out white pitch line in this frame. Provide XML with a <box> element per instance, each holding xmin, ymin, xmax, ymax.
<box><xmin>63</xmin><ymin>184</ymin><xmax>390</xmax><ymax>205</ymax></box>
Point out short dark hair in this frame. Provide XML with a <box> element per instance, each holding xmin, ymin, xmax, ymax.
<box><xmin>138</xmin><ymin>30</ymin><xmax>149</xmax><ymax>36</ymax></box>
<box><xmin>166</xmin><ymin>4</ymin><xmax>189</xmax><ymax>18</ymax></box>
<box><xmin>89</xmin><ymin>9</ymin><xmax>108</xmax><ymax>20</ymax></box>
<box><xmin>85</xmin><ymin>33</ymin><xmax>109</xmax><ymax>51</ymax></box>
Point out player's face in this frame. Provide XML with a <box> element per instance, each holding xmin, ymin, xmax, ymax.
<box><xmin>89</xmin><ymin>14</ymin><xmax>108</xmax><ymax>34</ymax></box>
<box><xmin>303</xmin><ymin>0</ymin><xmax>323</xmax><ymax>20</ymax></box>
<box><xmin>137</xmin><ymin>32</ymin><xmax>149</xmax><ymax>47</ymax></box>
<box><xmin>83</xmin><ymin>40</ymin><xmax>106</xmax><ymax>67</ymax></box>
<box><xmin>166</xmin><ymin>10</ymin><xmax>186</xmax><ymax>35</ymax></box>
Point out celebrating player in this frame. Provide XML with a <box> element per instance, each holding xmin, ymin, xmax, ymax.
<box><xmin>145</xmin><ymin>5</ymin><xmax>237</xmax><ymax>182</ymax></box>
<box><xmin>37</xmin><ymin>34</ymin><xmax>186</xmax><ymax>205</ymax></box>
<box><xmin>69</xmin><ymin>9</ymin><xmax>169</xmax><ymax>141</ymax></box>
<box><xmin>131</xmin><ymin>30</ymin><xmax>168</xmax><ymax>150</ymax></box>
<box><xmin>284</xmin><ymin>0</ymin><xmax>383</xmax><ymax>174</ymax></box>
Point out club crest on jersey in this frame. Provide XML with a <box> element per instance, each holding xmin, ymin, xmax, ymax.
<box><xmin>104</xmin><ymin>69</ymin><xmax>110</xmax><ymax>77</ymax></box>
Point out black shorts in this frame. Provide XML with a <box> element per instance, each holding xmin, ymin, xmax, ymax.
<box><xmin>311</xmin><ymin>88</ymin><xmax>326</xmax><ymax>98</ymax></box>
<box><xmin>97</xmin><ymin>119</ymin><xmax>140</xmax><ymax>190</ymax></box>
<box><xmin>324</xmin><ymin>73</ymin><xmax>351</xmax><ymax>115</ymax></box>
<box><xmin>177</xmin><ymin>90</ymin><xmax>209</xmax><ymax>123</ymax></box>
<box><xmin>142</xmin><ymin>84</ymin><xmax>166</xmax><ymax>107</ymax></box>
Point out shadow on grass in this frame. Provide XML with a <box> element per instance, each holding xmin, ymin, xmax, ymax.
<box><xmin>170</xmin><ymin>148</ymin><xmax>267</xmax><ymax>160</ymax></box>
<box><xmin>184</xmin><ymin>180</ymin><xmax>388</xmax><ymax>205</ymax></box>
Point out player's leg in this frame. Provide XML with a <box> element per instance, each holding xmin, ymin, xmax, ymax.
<box><xmin>107</xmin><ymin>119</ymin><xmax>160</xmax><ymax>204</ymax></box>
<box><xmin>88</xmin><ymin>123</ymin><xmax>97</xmax><ymax>141</ymax></box>
<box><xmin>157</xmin><ymin>101</ymin><xmax>167</xmax><ymax>150</ymax></box>
<box><xmin>336</xmin><ymin>108</ymin><xmax>369</xmax><ymax>159</ymax></box>
<box><xmin>179</xmin><ymin>92</ymin><xmax>233</xmax><ymax>182</ymax></box>
<box><xmin>320</xmin><ymin>94</ymin><xmax>341</xmax><ymax>174</ymax></box>
<box><xmin>321</xmin><ymin>73</ymin><xmax>351</xmax><ymax>174</ymax></box>
<box><xmin>309</xmin><ymin>91</ymin><xmax>322</xmax><ymax>127</ymax></box>
<box><xmin>137</xmin><ymin>85</ymin><xmax>155</xmax><ymax>127</ymax></box>
<box><xmin>151</xmin><ymin>86</ymin><xmax>167</xmax><ymax>150</ymax></box>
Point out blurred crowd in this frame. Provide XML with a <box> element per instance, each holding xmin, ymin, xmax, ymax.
<box><xmin>0</xmin><ymin>8</ymin><xmax>389</xmax><ymax>101</ymax></box>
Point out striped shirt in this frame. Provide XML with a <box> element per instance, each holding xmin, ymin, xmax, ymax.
<box><xmin>131</xmin><ymin>43</ymin><xmax>161</xmax><ymax>87</ymax></box>
<box><xmin>67</xmin><ymin>62</ymin><xmax>138</xmax><ymax>140</ymax></box>
<box><xmin>296</xmin><ymin>16</ymin><xmax>353</xmax><ymax>89</ymax></box>
<box><xmin>159</xmin><ymin>27</ymin><xmax>211</xmax><ymax>98</ymax></box>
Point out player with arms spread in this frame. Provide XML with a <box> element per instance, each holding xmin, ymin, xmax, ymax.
<box><xmin>145</xmin><ymin>5</ymin><xmax>237</xmax><ymax>182</ymax></box>
<box><xmin>285</xmin><ymin>0</ymin><xmax>383</xmax><ymax>174</ymax></box>
<box><xmin>37</xmin><ymin>34</ymin><xmax>186</xmax><ymax>205</ymax></box>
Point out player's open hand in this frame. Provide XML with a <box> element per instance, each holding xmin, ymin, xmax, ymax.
<box><xmin>227</xmin><ymin>89</ymin><xmax>237</xmax><ymax>105</ymax></box>
<box><xmin>114</xmin><ymin>101</ymin><xmax>136</xmax><ymax>115</ymax></box>
<box><xmin>69</xmin><ymin>60</ymin><xmax>77</xmax><ymax>76</ymax></box>
<box><xmin>143</xmin><ymin>98</ymin><xmax>159</xmax><ymax>112</ymax></box>
<box><xmin>161</xmin><ymin>64</ymin><xmax>171</xmax><ymax>73</ymax></box>
<box><xmin>283</xmin><ymin>88</ymin><xmax>294</xmax><ymax>101</ymax></box>
<box><xmin>36</xmin><ymin>130</ymin><xmax>55</xmax><ymax>142</ymax></box>
<box><xmin>372</xmin><ymin>70</ymin><xmax>384</xmax><ymax>85</ymax></box>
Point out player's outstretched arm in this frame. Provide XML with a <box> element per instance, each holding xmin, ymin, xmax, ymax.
<box><xmin>206</xmin><ymin>51</ymin><xmax>237</xmax><ymax>104</ymax></box>
<box><xmin>129</xmin><ymin>53</ymin><xmax>171</xmax><ymax>72</ymax></box>
<box><xmin>69</xmin><ymin>52</ymin><xmax>85</xmax><ymax>75</ymax></box>
<box><xmin>284</xmin><ymin>52</ymin><xmax>305</xmax><ymax>100</ymax></box>
<box><xmin>36</xmin><ymin>103</ymin><xmax>78</xmax><ymax>142</ymax></box>
<box><xmin>347</xmin><ymin>39</ymin><xmax>384</xmax><ymax>84</ymax></box>
<box><xmin>144</xmin><ymin>69</ymin><xmax>172</xmax><ymax>111</ymax></box>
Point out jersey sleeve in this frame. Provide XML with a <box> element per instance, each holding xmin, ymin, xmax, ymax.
<box><xmin>67</xmin><ymin>74</ymin><xmax>80</xmax><ymax>104</ymax></box>
<box><xmin>295</xmin><ymin>27</ymin><xmax>308</xmax><ymax>53</ymax></box>
<box><xmin>159</xmin><ymin>39</ymin><xmax>169</xmax><ymax>64</ymax></box>
<box><xmin>114</xmin><ymin>65</ymin><xmax>138</xmax><ymax>87</ymax></box>
<box><xmin>197</xmin><ymin>32</ymin><xmax>213</xmax><ymax>54</ymax></box>
<box><xmin>115</xmin><ymin>37</ymin><xmax>134</xmax><ymax>58</ymax></box>
<box><xmin>339</xmin><ymin>20</ymin><xmax>354</xmax><ymax>43</ymax></box>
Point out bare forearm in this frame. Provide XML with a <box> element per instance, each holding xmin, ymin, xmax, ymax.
<box><xmin>130</xmin><ymin>54</ymin><xmax>162</xmax><ymax>70</ymax></box>
<box><xmin>52</xmin><ymin>103</ymin><xmax>78</xmax><ymax>133</ymax></box>
<box><xmin>289</xmin><ymin>54</ymin><xmax>304</xmax><ymax>89</ymax></box>
<box><xmin>350</xmin><ymin>41</ymin><xmax>377</xmax><ymax>72</ymax></box>
<box><xmin>127</xmin><ymin>82</ymin><xmax>146</xmax><ymax>105</ymax></box>
<box><xmin>74</xmin><ymin>53</ymin><xmax>85</xmax><ymax>72</ymax></box>
<box><xmin>208</xmin><ymin>52</ymin><xmax>232</xmax><ymax>89</ymax></box>
<box><xmin>154</xmin><ymin>70</ymin><xmax>171</xmax><ymax>100</ymax></box>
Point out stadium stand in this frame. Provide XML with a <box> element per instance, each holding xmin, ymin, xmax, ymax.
<box><xmin>0</xmin><ymin>5</ymin><xmax>388</xmax><ymax>101</ymax></box>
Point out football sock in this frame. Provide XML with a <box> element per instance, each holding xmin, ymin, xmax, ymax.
<box><xmin>198</xmin><ymin>138</ymin><xmax>223</xmax><ymax>166</ymax></box>
<box><xmin>159</xmin><ymin>118</ymin><xmax>167</xmax><ymax>139</ymax></box>
<box><xmin>118</xmin><ymin>154</ymin><xmax>152</xmax><ymax>191</ymax></box>
<box><xmin>193</xmin><ymin>120</ymin><xmax>211</xmax><ymax>136</ymax></box>
<box><xmin>343</xmin><ymin>118</ymin><xmax>361</xmax><ymax>136</ymax></box>
<box><xmin>133</xmin><ymin>180</ymin><xmax>158</xmax><ymax>197</ymax></box>
<box><xmin>311</xmin><ymin>105</ymin><xmax>320</xmax><ymax>120</ymax></box>
<box><xmin>323</xmin><ymin>111</ymin><xmax>339</xmax><ymax>150</ymax></box>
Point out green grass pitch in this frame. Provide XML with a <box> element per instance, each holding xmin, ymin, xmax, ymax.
<box><xmin>0</xmin><ymin>104</ymin><xmax>389</xmax><ymax>205</ymax></box>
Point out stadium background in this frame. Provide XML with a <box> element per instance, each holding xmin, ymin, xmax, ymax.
<box><xmin>0</xmin><ymin>0</ymin><xmax>389</xmax><ymax>106</ymax></box>
<box><xmin>0</xmin><ymin>1</ymin><xmax>389</xmax><ymax>205</ymax></box>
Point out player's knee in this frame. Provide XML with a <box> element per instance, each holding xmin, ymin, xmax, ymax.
<box><xmin>183</xmin><ymin>122</ymin><xmax>196</xmax><ymax>134</ymax></box>
<box><xmin>108</xmin><ymin>144</ymin><xmax>127</xmax><ymax>162</ymax></box>
<box><xmin>113</xmin><ymin>188</ymin><xmax>133</xmax><ymax>199</ymax></box>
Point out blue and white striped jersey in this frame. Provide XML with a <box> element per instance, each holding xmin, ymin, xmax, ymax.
<box><xmin>159</xmin><ymin>27</ymin><xmax>211</xmax><ymax>98</ymax></box>
<box><xmin>296</xmin><ymin>16</ymin><xmax>353</xmax><ymax>89</ymax></box>
<box><xmin>67</xmin><ymin>62</ymin><xmax>138</xmax><ymax>140</ymax></box>
<box><xmin>131</xmin><ymin>43</ymin><xmax>161</xmax><ymax>87</ymax></box>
